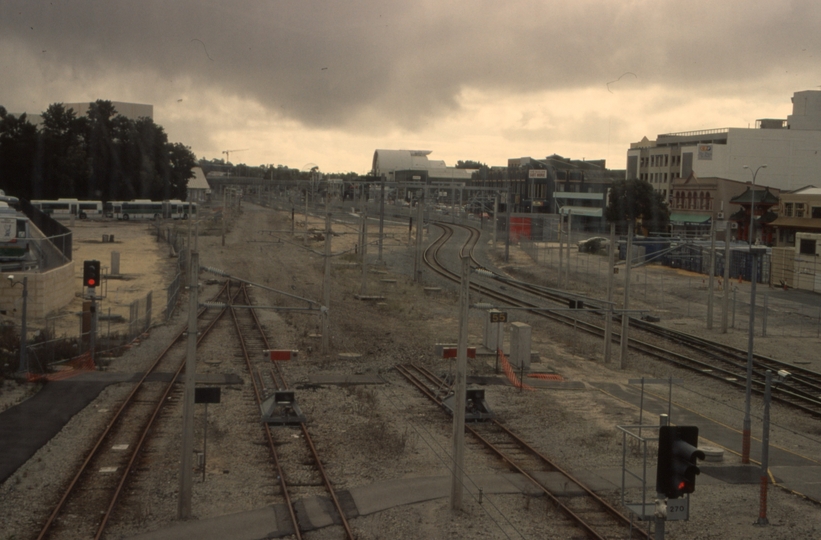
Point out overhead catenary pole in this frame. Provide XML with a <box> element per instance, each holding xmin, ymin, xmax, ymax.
<box><xmin>450</xmin><ymin>256</ymin><xmax>470</xmax><ymax>511</ymax></box>
<box><xmin>655</xmin><ymin>413</ymin><xmax>669</xmax><ymax>540</ymax></box>
<box><xmin>322</xmin><ymin>214</ymin><xmax>332</xmax><ymax>354</ymax></box>
<box><xmin>221</xmin><ymin>188</ymin><xmax>226</xmax><ymax>247</ymax></box>
<box><xmin>707</xmin><ymin>219</ymin><xmax>716</xmax><ymax>329</ymax></box>
<box><xmin>378</xmin><ymin>175</ymin><xmax>385</xmax><ymax>263</ymax></box>
<box><xmin>742</xmin><ymin>164</ymin><xmax>766</xmax><ymax>464</ymax></box>
<box><xmin>178</xmin><ymin>251</ymin><xmax>199</xmax><ymax>519</ymax></box>
<box><xmin>414</xmin><ymin>190</ymin><xmax>425</xmax><ymax>282</ymax></box>
<box><xmin>721</xmin><ymin>221</ymin><xmax>732</xmax><ymax>333</ymax></box>
<box><xmin>558</xmin><ymin>214</ymin><xmax>564</xmax><ymax>288</ymax></box>
<box><xmin>360</xmin><ymin>193</ymin><xmax>369</xmax><ymax>296</ymax></box>
<box><xmin>604</xmin><ymin>223</ymin><xmax>615</xmax><ymax>363</ymax></box>
<box><xmin>566</xmin><ymin>209</ymin><xmax>572</xmax><ymax>288</ymax></box>
<box><xmin>505</xmin><ymin>191</ymin><xmax>511</xmax><ymax>263</ymax></box>
<box><xmin>304</xmin><ymin>181</ymin><xmax>309</xmax><ymax>245</ymax></box>
<box><xmin>620</xmin><ymin>221</ymin><xmax>634</xmax><ymax>369</ymax></box>
<box><xmin>492</xmin><ymin>194</ymin><xmax>498</xmax><ymax>250</ymax></box>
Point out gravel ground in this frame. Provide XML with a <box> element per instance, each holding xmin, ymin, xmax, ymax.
<box><xmin>1</xmin><ymin>199</ymin><xmax>820</xmax><ymax>539</ymax></box>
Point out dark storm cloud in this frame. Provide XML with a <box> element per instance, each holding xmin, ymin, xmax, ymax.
<box><xmin>2</xmin><ymin>1</ymin><xmax>821</xmax><ymax>129</ymax></box>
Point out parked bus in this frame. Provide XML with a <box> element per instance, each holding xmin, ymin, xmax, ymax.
<box><xmin>106</xmin><ymin>200</ymin><xmax>196</xmax><ymax>220</ymax></box>
<box><xmin>0</xmin><ymin>201</ymin><xmax>32</xmax><ymax>263</ymax></box>
<box><xmin>31</xmin><ymin>199</ymin><xmax>103</xmax><ymax>219</ymax></box>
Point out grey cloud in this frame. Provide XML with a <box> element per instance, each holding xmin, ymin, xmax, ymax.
<box><xmin>2</xmin><ymin>1</ymin><xmax>821</xmax><ymax>130</ymax></box>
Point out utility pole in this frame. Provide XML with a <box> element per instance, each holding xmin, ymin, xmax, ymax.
<box><xmin>707</xmin><ymin>219</ymin><xmax>716</xmax><ymax>330</ymax></box>
<box><xmin>450</xmin><ymin>256</ymin><xmax>470</xmax><ymax>511</ymax></box>
<box><xmin>178</xmin><ymin>251</ymin><xmax>199</xmax><ymax>519</ymax></box>
<box><xmin>604</xmin><ymin>223</ymin><xmax>615</xmax><ymax>363</ymax></box>
<box><xmin>322</xmin><ymin>214</ymin><xmax>331</xmax><ymax>354</ymax></box>
<box><xmin>620</xmin><ymin>221</ymin><xmax>634</xmax><ymax>369</ymax></box>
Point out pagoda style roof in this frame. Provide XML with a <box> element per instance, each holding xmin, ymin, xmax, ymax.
<box><xmin>730</xmin><ymin>187</ymin><xmax>779</xmax><ymax>205</ymax></box>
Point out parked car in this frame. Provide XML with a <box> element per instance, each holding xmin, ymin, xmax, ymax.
<box><xmin>577</xmin><ymin>236</ymin><xmax>609</xmax><ymax>254</ymax></box>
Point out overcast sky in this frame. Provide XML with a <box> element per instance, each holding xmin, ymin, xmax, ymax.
<box><xmin>2</xmin><ymin>1</ymin><xmax>820</xmax><ymax>173</ymax></box>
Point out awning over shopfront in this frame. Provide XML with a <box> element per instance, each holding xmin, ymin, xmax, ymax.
<box><xmin>670</xmin><ymin>212</ymin><xmax>711</xmax><ymax>224</ymax></box>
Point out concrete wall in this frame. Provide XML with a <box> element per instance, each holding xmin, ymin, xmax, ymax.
<box><xmin>1</xmin><ymin>261</ymin><xmax>76</xmax><ymax>320</ymax></box>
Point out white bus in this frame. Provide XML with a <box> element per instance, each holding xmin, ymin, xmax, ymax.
<box><xmin>31</xmin><ymin>199</ymin><xmax>104</xmax><ymax>219</ymax></box>
<box><xmin>106</xmin><ymin>200</ymin><xmax>196</xmax><ymax>220</ymax></box>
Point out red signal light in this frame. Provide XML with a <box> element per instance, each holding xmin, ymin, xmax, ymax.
<box><xmin>87</xmin><ymin>278</ymin><xmax>96</xmax><ymax>287</ymax></box>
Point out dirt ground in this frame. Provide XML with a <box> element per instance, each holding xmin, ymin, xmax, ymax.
<box><xmin>1</xmin><ymin>199</ymin><xmax>820</xmax><ymax>539</ymax></box>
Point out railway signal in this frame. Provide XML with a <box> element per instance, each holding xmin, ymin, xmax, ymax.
<box><xmin>83</xmin><ymin>260</ymin><xmax>101</xmax><ymax>288</ymax></box>
<box><xmin>656</xmin><ymin>425</ymin><xmax>705</xmax><ymax>499</ymax></box>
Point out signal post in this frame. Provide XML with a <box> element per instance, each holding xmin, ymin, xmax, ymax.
<box><xmin>82</xmin><ymin>260</ymin><xmax>102</xmax><ymax>364</ymax></box>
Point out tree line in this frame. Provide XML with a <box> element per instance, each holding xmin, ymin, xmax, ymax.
<box><xmin>0</xmin><ymin>100</ymin><xmax>196</xmax><ymax>202</ymax></box>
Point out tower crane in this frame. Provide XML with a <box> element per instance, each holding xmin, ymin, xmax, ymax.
<box><xmin>222</xmin><ymin>148</ymin><xmax>248</xmax><ymax>179</ymax></box>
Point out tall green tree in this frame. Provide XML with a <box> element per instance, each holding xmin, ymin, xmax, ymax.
<box><xmin>39</xmin><ymin>103</ymin><xmax>88</xmax><ymax>199</ymax></box>
<box><xmin>605</xmin><ymin>178</ymin><xmax>670</xmax><ymax>233</ymax></box>
<box><xmin>0</xmin><ymin>100</ymin><xmax>195</xmax><ymax>202</ymax></box>
<box><xmin>0</xmin><ymin>108</ymin><xmax>38</xmax><ymax>200</ymax></box>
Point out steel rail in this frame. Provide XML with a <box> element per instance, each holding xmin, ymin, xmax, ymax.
<box><xmin>426</xmin><ymin>222</ymin><xmax>821</xmax><ymax>417</ymax></box>
<box><xmin>234</xmin><ymin>284</ymin><xmax>355</xmax><ymax>540</ymax></box>
<box><xmin>231</xmin><ymin>284</ymin><xmax>303</xmax><ymax>539</ymax></box>
<box><xmin>37</xmin><ymin>282</ymin><xmax>232</xmax><ymax>540</ymax></box>
<box><xmin>395</xmin><ymin>363</ymin><xmax>649</xmax><ymax>540</ymax></box>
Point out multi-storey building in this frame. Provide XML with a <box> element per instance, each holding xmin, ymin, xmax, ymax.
<box><xmin>626</xmin><ymin>90</ymin><xmax>821</xmax><ymax>198</ymax></box>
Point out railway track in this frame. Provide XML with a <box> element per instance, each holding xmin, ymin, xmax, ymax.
<box><xmin>395</xmin><ymin>362</ymin><xmax>651</xmax><ymax>540</ymax></box>
<box><xmin>426</xmin><ymin>222</ymin><xmax>821</xmax><ymax>418</ymax></box>
<box><xmin>37</xmin><ymin>282</ymin><xmax>233</xmax><ymax>540</ymax></box>
<box><xmin>230</xmin><ymin>283</ymin><xmax>354</xmax><ymax>540</ymax></box>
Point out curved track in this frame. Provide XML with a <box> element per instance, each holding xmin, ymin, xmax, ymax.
<box><xmin>425</xmin><ymin>222</ymin><xmax>821</xmax><ymax>418</ymax></box>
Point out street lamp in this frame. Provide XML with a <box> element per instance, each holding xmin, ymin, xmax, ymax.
<box><xmin>7</xmin><ymin>275</ymin><xmax>28</xmax><ymax>377</ymax></box>
<box><xmin>741</xmin><ymin>164</ymin><xmax>767</xmax><ymax>464</ymax></box>
<box><xmin>743</xmin><ymin>165</ymin><xmax>767</xmax><ymax>246</ymax></box>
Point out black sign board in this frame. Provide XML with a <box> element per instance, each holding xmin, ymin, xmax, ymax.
<box><xmin>490</xmin><ymin>311</ymin><xmax>508</xmax><ymax>323</ymax></box>
<box><xmin>195</xmin><ymin>387</ymin><xmax>221</xmax><ymax>404</ymax></box>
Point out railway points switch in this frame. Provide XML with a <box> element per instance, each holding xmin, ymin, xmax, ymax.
<box><xmin>261</xmin><ymin>390</ymin><xmax>307</xmax><ymax>425</ymax></box>
<box><xmin>442</xmin><ymin>388</ymin><xmax>494</xmax><ymax>422</ymax></box>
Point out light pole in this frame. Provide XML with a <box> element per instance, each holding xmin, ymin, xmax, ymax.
<box><xmin>741</xmin><ymin>164</ymin><xmax>767</xmax><ymax>464</ymax></box>
<box><xmin>7</xmin><ymin>275</ymin><xmax>28</xmax><ymax>376</ymax></box>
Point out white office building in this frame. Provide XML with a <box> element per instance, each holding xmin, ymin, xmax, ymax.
<box><xmin>626</xmin><ymin>90</ymin><xmax>821</xmax><ymax>197</ymax></box>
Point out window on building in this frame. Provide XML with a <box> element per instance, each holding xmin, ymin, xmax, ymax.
<box><xmin>812</xmin><ymin>207</ymin><xmax>821</xmax><ymax>219</ymax></box>
<box><xmin>800</xmin><ymin>238</ymin><xmax>816</xmax><ymax>255</ymax></box>
<box><xmin>796</xmin><ymin>204</ymin><xmax>806</xmax><ymax>218</ymax></box>
<box><xmin>784</xmin><ymin>203</ymin><xmax>793</xmax><ymax>217</ymax></box>
<box><xmin>705</xmin><ymin>193</ymin><xmax>712</xmax><ymax>210</ymax></box>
